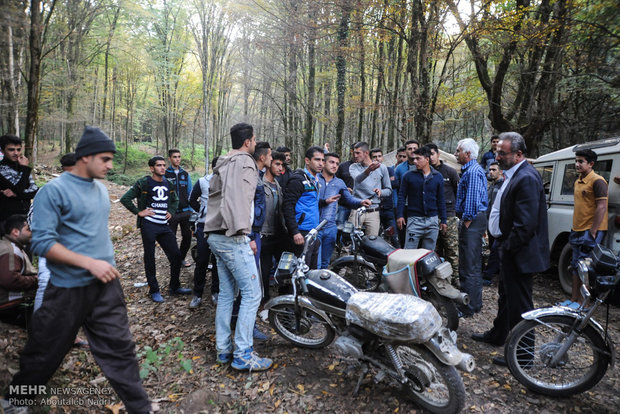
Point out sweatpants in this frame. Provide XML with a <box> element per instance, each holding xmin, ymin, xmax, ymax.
<box><xmin>9</xmin><ymin>279</ymin><xmax>151</xmax><ymax>414</ymax></box>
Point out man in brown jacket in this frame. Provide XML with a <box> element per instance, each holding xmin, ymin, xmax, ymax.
<box><xmin>0</xmin><ymin>214</ymin><xmax>37</xmax><ymax>327</ymax></box>
<box><xmin>205</xmin><ymin>123</ymin><xmax>272</xmax><ymax>372</ymax></box>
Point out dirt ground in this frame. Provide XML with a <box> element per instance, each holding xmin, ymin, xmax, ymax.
<box><xmin>1</xmin><ymin>177</ymin><xmax>619</xmax><ymax>414</ymax></box>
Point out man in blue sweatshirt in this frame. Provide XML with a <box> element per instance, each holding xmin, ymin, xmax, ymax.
<box><xmin>8</xmin><ymin>127</ymin><xmax>151</xmax><ymax>413</ymax></box>
<box><xmin>397</xmin><ymin>145</ymin><xmax>447</xmax><ymax>250</ymax></box>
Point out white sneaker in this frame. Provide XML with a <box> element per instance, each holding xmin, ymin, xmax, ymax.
<box><xmin>259</xmin><ymin>309</ymin><xmax>269</xmax><ymax>323</ymax></box>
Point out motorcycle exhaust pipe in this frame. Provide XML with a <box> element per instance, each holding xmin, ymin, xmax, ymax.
<box><xmin>457</xmin><ymin>353</ymin><xmax>476</xmax><ymax>373</ymax></box>
<box><xmin>453</xmin><ymin>292</ymin><xmax>469</xmax><ymax>306</ymax></box>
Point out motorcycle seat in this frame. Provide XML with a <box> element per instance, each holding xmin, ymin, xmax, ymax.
<box><xmin>346</xmin><ymin>292</ymin><xmax>441</xmax><ymax>342</ymax></box>
<box><xmin>386</xmin><ymin>249</ymin><xmax>431</xmax><ymax>272</ymax></box>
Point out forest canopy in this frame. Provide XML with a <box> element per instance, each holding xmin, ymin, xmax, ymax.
<box><xmin>1</xmin><ymin>0</ymin><xmax>618</xmax><ymax>168</ymax></box>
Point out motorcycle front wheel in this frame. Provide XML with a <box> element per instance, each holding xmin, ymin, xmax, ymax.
<box><xmin>420</xmin><ymin>285</ymin><xmax>459</xmax><ymax>331</ymax></box>
<box><xmin>268</xmin><ymin>304</ymin><xmax>336</xmax><ymax>348</ymax></box>
<box><xmin>331</xmin><ymin>261</ymin><xmax>380</xmax><ymax>291</ymax></box>
<box><xmin>505</xmin><ymin>315</ymin><xmax>610</xmax><ymax>397</ymax></box>
<box><xmin>395</xmin><ymin>345</ymin><xmax>465</xmax><ymax>414</ymax></box>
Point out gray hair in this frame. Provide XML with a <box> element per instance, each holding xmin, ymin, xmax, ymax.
<box><xmin>457</xmin><ymin>138</ymin><xmax>479</xmax><ymax>159</ymax></box>
<box><xmin>498</xmin><ymin>132</ymin><xmax>527</xmax><ymax>155</ymax></box>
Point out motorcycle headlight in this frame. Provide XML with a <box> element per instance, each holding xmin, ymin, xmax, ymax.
<box><xmin>576</xmin><ymin>259</ymin><xmax>590</xmax><ymax>286</ymax></box>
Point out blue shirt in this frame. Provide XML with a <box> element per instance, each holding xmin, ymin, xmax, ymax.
<box><xmin>30</xmin><ymin>172</ymin><xmax>115</xmax><ymax>288</ymax></box>
<box><xmin>318</xmin><ymin>174</ymin><xmax>363</xmax><ymax>226</ymax></box>
<box><xmin>456</xmin><ymin>160</ymin><xmax>488</xmax><ymax>221</ymax></box>
<box><xmin>397</xmin><ymin>168</ymin><xmax>447</xmax><ymax>224</ymax></box>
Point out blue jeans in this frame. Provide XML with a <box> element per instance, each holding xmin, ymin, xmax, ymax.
<box><xmin>570</xmin><ymin>230</ymin><xmax>606</xmax><ymax>268</ymax></box>
<box><xmin>318</xmin><ymin>224</ymin><xmax>338</xmax><ymax>269</ymax></box>
<box><xmin>405</xmin><ymin>216</ymin><xmax>439</xmax><ymax>250</ymax></box>
<box><xmin>458</xmin><ymin>213</ymin><xmax>487</xmax><ymax>315</ymax></box>
<box><xmin>207</xmin><ymin>234</ymin><xmax>262</xmax><ymax>358</ymax></box>
<box><xmin>336</xmin><ymin>205</ymin><xmax>351</xmax><ymax>226</ymax></box>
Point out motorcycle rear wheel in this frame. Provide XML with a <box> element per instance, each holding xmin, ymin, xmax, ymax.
<box><xmin>396</xmin><ymin>345</ymin><xmax>465</xmax><ymax>414</ymax></box>
<box><xmin>421</xmin><ymin>286</ymin><xmax>459</xmax><ymax>331</ymax></box>
<box><xmin>505</xmin><ymin>315</ymin><xmax>610</xmax><ymax>397</ymax></box>
<box><xmin>331</xmin><ymin>261</ymin><xmax>380</xmax><ymax>291</ymax></box>
<box><xmin>268</xmin><ymin>304</ymin><xmax>336</xmax><ymax>348</ymax></box>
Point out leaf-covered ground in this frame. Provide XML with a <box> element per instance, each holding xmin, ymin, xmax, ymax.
<box><xmin>1</xmin><ymin>178</ymin><xmax>619</xmax><ymax>413</ymax></box>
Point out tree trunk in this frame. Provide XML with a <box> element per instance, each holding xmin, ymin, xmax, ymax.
<box><xmin>24</xmin><ymin>0</ymin><xmax>44</xmax><ymax>160</ymax></box>
<box><xmin>335</xmin><ymin>1</ymin><xmax>352</xmax><ymax>156</ymax></box>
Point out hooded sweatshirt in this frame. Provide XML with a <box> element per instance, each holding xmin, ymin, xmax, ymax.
<box><xmin>204</xmin><ymin>150</ymin><xmax>258</xmax><ymax>237</ymax></box>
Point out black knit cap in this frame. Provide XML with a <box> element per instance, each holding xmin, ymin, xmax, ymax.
<box><xmin>75</xmin><ymin>126</ymin><xmax>116</xmax><ymax>158</ymax></box>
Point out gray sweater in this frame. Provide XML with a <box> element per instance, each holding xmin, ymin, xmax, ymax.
<box><xmin>30</xmin><ymin>172</ymin><xmax>115</xmax><ymax>288</ymax></box>
<box><xmin>349</xmin><ymin>163</ymin><xmax>392</xmax><ymax>207</ymax></box>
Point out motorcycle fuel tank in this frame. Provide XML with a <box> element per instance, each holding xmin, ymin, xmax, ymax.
<box><xmin>360</xmin><ymin>235</ymin><xmax>396</xmax><ymax>266</ymax></box>
<box><xmin>306</xmin><ymin>270</ymin><xmax>359</xmax><ymax>310</ymax></box>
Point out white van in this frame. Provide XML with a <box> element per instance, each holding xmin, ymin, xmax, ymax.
<box><xmin>533</xmin><ymin>138</ymin><xmax>620</xmax><ymax>294</ymax></box>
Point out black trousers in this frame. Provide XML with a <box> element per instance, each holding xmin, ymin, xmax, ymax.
<box><xmin>168</xmin><ymin>211</ymin><xmax>192</xmax><ymax>260</ymax></box>
<box><xmin>193</xmin><ymin>223</ymin><xmax>219</xmax><ymax>297</ymax></box>
<box><xmin>140</xmin><ymin>220</ymin><xmax>182</xmax><ymax>294</ymax></box>
<box><xmin>260</xmin><ymin>234</ymin><xmax>288</xmax><ymax>302</ymax></box>
<box><xmin>9</xmin><ymin>280</ymin><xmax>150</xmax><ymax>414</ymax></box>
<box><xmin>488</xmin><ymin>243</ymin><xmax>534</xmax><ymax>344</ymax></box>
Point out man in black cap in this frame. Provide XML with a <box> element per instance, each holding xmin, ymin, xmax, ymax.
<box><xmin>7</xmin><ymin>126</ymin><xmax>151</xmax><ymax>413</ymax></box>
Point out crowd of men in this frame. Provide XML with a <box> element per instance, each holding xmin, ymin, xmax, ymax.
<box><xmin>0</xmin><ymin>125</ymin><xmax>609</xmax><ymax>410</ymax></box>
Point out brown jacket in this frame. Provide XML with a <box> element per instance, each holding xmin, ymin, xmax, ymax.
<box><xmin>0</xmin><ymin>236</ymin><xmax>37</xmax><ymax>309</ymax></box>
<box><xmin>204</xmin><ymin>150</ymin><xmax>258</xmax><ymax>237</ymax></box>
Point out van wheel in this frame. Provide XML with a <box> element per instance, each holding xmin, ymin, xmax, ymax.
<box><xmin>558</xmin><ymin>243</ymin><xmax>573</xmax><ymax>295</ymax></box>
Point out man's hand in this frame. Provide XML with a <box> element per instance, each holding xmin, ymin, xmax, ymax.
<box><xmin>325</xmin><ymin>195</ymin><xmax>341</xmax><ymax>204</ymax></box>
<box><xmin>165</xmin><ymin>212</ymin><xmax>172</xmax><ymax>220</ymax></box>
<box><xmin>361</xmin><ymin>199</ymin><xmax>372</xmax><ymax>207</ymax></box>
<box><xmin>364</xmin><ymin>161</ymin><xmax>380</xmax><ymax>176</ymax></box>
<box><xmin>138</xmin><ymin>208</ymin><xmax>156</xmax><ymax>217</ymax></box>
<box><xmin>293</xmin><ymin>233</ymin><xmax>304</xmax><ymax>245</ymax></box>
<box><xmin>2</xmin><ymin>188</ymin><xmax>16</xmax><ymax>198</ymax></box>
<box><xmin>463</xmin><ymin>220</ymin><xmax>471</xmax><ymax>229</ymax></box>
<box><xmin>346</xmin><ymin>187</ymin><xmax>353</xmax><ymax>193</ymax></box>
<box><xmin>440</xmin><ymin>223</ymin><xmax>447</xmax><ymax>233</ymax></box>
<box><xmin>18</xmin><ymin>155</ymin><xmax>29</xmax><ymax>167</ymax></box>
<box><xmin>397</xmin><ymin>217</ymin><xmax>406</xmax><ymax>230</ymax></box>
<box><xmin>250</xmin><ymin>240</ymin><xmax>257</xmax><ymax>255</ymax></box>
<box><xmin>86</xmin><ymin>258</ymin><xmax>120</xmax><ymax>283</ymax></box>
<box><xmin>373</xmin><ymin>188</ymin><xmax>382</xmax><ymax>198</ymax></box>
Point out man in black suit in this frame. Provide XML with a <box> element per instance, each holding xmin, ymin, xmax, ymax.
<box><xmin>471</xmin><ymin>132</ymin><xmax>550</xmax><ymax>366</ymax></box>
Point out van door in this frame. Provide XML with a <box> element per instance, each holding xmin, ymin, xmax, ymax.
<box><xmin>535</xmin><ymin>163</ymin><xmax>555</xmax><ymax>207</ymax></box>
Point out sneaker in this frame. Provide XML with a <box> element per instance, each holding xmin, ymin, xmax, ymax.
<box><xmin>151</xmin><ymin>292</ymin><xmax>165</xmax><ymax>303</ymax></box>
<box><xmin>231</xmin><ymin>348</ymin><xmax>273</xmax><ymax>371</ymax></box>
<box><xmin>216</xmin><ymin>352</ymin><xmax>232</xmax><ymax>364</ymax></box>
<box><xmin>259</xmin><ymin>309</ymin><xmax>269</xmax><ymax>323</ymax></box>
<box><xmin>189</xmin><ymin>296</ymin><xmax>202</xmax><ymax>308</ymax></box>
<box><xmin>211</xmin><ymin>293</ymin><xmax>219</xmax><ymax>305</ymax></box>
<box><xmin>253</xmin><ymin>325</ymin><xmax>270</xmax><ymax>341</ymax></box>
<box><xmin>169</xmin><ymin>287</ymin><xmax>192</xmax><ymax>295</ymax></box>
<box><xmin>1</xmin><ymin>399</ymin><xmax>29</xmax><ymax>414</ymax></box>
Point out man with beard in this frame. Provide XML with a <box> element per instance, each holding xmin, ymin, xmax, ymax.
<box><xmin>471</xmin><ymin>132</ymin><xmax>550</xmax><ymax>367</ymax></box>
<box><xmin>0</xmin><ymin>135</ymin><xmax>38</xmax><ymax>225</ymax></box>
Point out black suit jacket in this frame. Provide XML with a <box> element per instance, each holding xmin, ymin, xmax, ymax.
<box><xmin>498</xmin><ymin>161</ymin><xmax>550</xmax><ymax>274</ymax></box>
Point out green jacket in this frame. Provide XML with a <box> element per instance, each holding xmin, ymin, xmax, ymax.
<box><xmin>120</xmin><ymin>176</ymin><xmax>179</xmax><ymax>228</ymax></box>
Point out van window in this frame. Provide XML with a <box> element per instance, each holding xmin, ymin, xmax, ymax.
<box><xmin>535</xmin><ymin>165</ymin><xmax>554</xmax><ymax>196</ymax></box>
<box><xmin>559</xmin><ymin>159</ymin><xmax>613</xmax><ymax>196</ymax></box>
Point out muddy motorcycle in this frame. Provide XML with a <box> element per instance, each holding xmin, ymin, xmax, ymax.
<box><xmin>330</xmin><ymin>207</ymin><xmax>468</xmax><ymax>331</ymax></box>
<box><xmin>265</xmin><ymin>220</ymin><xmax>474</xmax><ymax>414</ymax></box>
<box><xmin>505</xmin><ymin>244</ymin><xmax>619</xmax><ymax>396</ymax></box>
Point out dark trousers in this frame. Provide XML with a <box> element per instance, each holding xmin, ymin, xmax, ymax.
<box><xmin>260</xmin><ymin>235</ymin><xmax>288</xmax><ymax>302</ymax></box>
<box><xmin>380</xmin><ymin>209</ymin><xmax>399</xmax><ymax>246</ymax></box>
<box><xmin>9</xmin><ymin>280</ymin><xmax>150</xmax><ymax>413</ymax></box>
<box><xmin>168</xmin><ymin>211</ymin><xmax>192</xmax><ymax>260</ymax></box>
<box><xmin>458</xmin><ymin>212</ymin><xmax>487</xmax><ymax>315</ymax></box>
<box><xmin>397</xmin><ymin>210</ymin><xmax>408</xmax><ymax>248</ymax></box>
<box><xmin>0</xmin><ymin>302</ymin><xmax>32</xmax><ymax>328</ymax></box>
<box><xmin>484</xmin><ymin>235</ymin><xmax>501</xmax><ymax>280</ymax></box>
<box><xmin>140</xmin><ymin>220</ymin><xmax>182</xmax><ymax>294</ymax></box>
<box><xmin>488</xmin><ymin>244</ymin><xmax>534</xmax><ymax>344</ymax></box>
<box><xmin>292</xmin><ymin>230</ymin><xmax>320</xmax><ymax>270</ymax></box>
<box><xmin>193</xmin><ymin>223</ymin><xmax>219</xmax><ymax>297</ymax></box>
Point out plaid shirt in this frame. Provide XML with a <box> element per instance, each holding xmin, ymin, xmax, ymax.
<box><xmin>456</xmin><ymin>159</ymin><xmax>488</xmax><ymax>221</ymax></box>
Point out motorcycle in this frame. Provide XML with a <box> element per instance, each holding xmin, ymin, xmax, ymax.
<box><xmin>330</xmin><ymin>207</ymin><xmax>468</xmax><ymax>331</ymax></box>
<box><xmin>504</xmin><ymin>244</ymin><xmax>619</xmax><ymax>396</ymax></box>
<box><xmin>265</xmin><ymin>220</ymin><xmax>475</xmax><ymax>414</ymax></box>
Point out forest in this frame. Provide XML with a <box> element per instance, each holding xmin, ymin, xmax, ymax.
<box><xmin>0</xmin><ymin>0</ymin><xmax>618</xmax><ymax>170</ymax></box>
